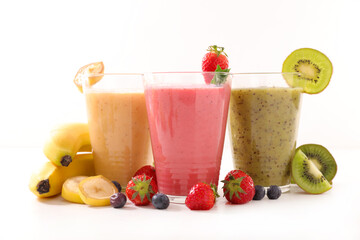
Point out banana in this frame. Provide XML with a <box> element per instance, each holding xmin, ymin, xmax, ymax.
<box><xmin>43</xmin><ymin>123</ymin><xmax>92</xmax><ymax>167</ymax></box>
<box><xmin>62</xmin><ymin>176</ymin><xmax>88</xmax><ymax>204</ymax></box>
<box><xmin>78</xmin><ymin>175</ymin><xmax>118</xmax><ymax>206</ymax></box>
<box><xmin>29</xmin><ymin>153</ymin><xmax>95</xmax><ymax>198</ymax></box>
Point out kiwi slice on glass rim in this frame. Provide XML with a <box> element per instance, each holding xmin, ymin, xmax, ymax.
<box><xmin>282</xmin><ymin>48</ymin><xmax>333</xmax><ymax>94</ymax></box>
<box><xmin>291</xmin><ymin>144</ymin><xmax>337</xmax><ymax>194</ymax></box>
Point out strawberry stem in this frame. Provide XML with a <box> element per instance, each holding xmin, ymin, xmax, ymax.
<box><xmin>207</xmin><ymin>45</ymin><xmax>228</xmax><ymax>57</ymax></box>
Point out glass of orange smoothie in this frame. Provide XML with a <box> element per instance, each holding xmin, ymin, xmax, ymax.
<box><xmin>83</xmin><ymin>73</ymin><xmax>152</xmax><ymax>188</ymax></box>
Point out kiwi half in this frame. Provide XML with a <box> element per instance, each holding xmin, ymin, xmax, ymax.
<box><xmin>282</xmin><ymin>48</ymin><xmax>333</xmax><ymax>94</ymax></box>
<box><xmin>291</xmin><ymin>144</ymin><xmax>337</xmax><ymax>194</ymax></box>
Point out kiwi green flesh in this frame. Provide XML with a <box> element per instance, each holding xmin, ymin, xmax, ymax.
<box><xmin>282</xmin><ymin>48</ymin><xmax>333</xmax><ymax>94</ymax></box>
<box><xmin>297</xmin><ymin>144</ymin><xmax>337</xmax><ymax>182</ymax></box>
<box><xmin>292</xmin><ymin>149</ymin><xmax>332</xmax><ymax>194</ymax></box>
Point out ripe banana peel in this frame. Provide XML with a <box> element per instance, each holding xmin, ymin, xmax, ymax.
<box><xmin>29</xmin><ymin>153</ymin><xmax>95</xmax><ymax>198</ymax></box>
<box><xmin>43</xmin><ymin>123</ymin><xmax>92</xmax><ymax>167</ymax></box>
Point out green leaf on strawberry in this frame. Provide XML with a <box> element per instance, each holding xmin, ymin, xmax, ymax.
<box><xmin>126</xmin><ymin>174</ymin><xmax>158</xmax><ymax>206</ymax></box>
<box><xmin>221</xmin><ymin>175</ymin><xmax>246</xmax><ymax>200</ymax></box>
<box><xmin>210</xmin><ymin>65</ymin><xmax>231</xmax><ymax>85</ymax></box>
<box><xmin>210</xmin><ymin>183</ymin><xmax>220</xmax><ymax>199</ymax></box>
<box><xmin>221</xmin><ymin>170</ymin><xmax>255</xmax><ymax>204</ymax></box>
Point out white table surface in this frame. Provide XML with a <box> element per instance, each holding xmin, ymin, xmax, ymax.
<box><xmin>1</xmin><ymin>147</ymin><xmax>359</xmax><ymax>240</ymax></box>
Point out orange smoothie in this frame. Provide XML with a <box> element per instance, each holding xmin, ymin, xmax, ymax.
<box><xmin>85</xmin><ymin>91</ymin><xmax>152</xmax><ymax>187</ymax></box>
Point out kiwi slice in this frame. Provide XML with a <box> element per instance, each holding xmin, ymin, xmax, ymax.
<box><xmin>297</xmin><ymin>144</ymin><xmax>337</xmax><ymax>181</ymax></box>
<box><xmin>282</xmin><ymin>48</ymin><xmax>333</xmax><ymax>94</ymax></box>
<box><xmin>291</xmin><ymin>144</ymin><xmax>337</xmax><ymax>194</ymax></box>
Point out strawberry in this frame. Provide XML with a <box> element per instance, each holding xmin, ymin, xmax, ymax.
<box><xmin>202</xmin><ymin>45</ymin><xmax>230</xmax><ymax>84</ymax></box>
<box><xmin>202</xmin><ymin>45</ymin><xmax>229</xmax><ymax>72</ymax></box>
<box><xmin>126</xmin><ymin>174</ymin><xmax>158</xmax><ymax>206</ymax></box>
<box><xmin>133</xmin><ymin>165</ymin><xmax>157</xmax><ymax>183</ymax></box>
<box><xmin>185</xmin><ymin>183</ymin><xmax>219</xmax><ymax>210</ymax></box>
<box><xmin>221</xmin><ymin>170</ymin><xmax>255</xmax><ymax>204</ymax></box>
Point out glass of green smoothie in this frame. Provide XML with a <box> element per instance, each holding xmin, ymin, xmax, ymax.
<box><xmin>228</xmin><ymin>73</ymin><xmax>302</xmax><ymax>193</ymax></box>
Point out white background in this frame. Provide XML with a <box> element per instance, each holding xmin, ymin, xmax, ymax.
<box><xmin>1</xmin><ymin>1</ymin><xmax>360</xmax><ymax>239</ymax></box>
<box><xmin>0</xmin><ymin>0</ymin><xmax>359</xmax><ymax>149</ymax></box>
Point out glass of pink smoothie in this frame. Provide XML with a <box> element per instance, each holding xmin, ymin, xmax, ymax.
<box><xmin>144</xmin><ymin>72</ymin><xmax>231</xmax><ymax>203</ymax></box>
<box><xmin>83</xmin><ymin>73</ymin><xmax>153</xmax><ymax>189</ymax></box>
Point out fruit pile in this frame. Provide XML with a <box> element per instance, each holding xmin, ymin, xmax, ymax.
<box><xmin>184</xmin><ymin>141</ymin><xmax>338</xmax><ymax>210</ymax></box>
<box><xmin>29</xmin><ymin>123</ymin><xmax>95</xmax><ymax>198</ymax></box>
<box><xmin>184</xmin><ymin>171</ymin><xmax>283</xmax><ymax>211</ymax></box>
<box><xmin>29</xmin><ymin>45</ymin><xmax>337</xmax><ymax>211</ymax></box>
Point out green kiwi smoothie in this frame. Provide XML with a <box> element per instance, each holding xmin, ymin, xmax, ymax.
<box><xmin>229</xmin><ymin>87</ymin><xmax>302</xmax><ymax>187</ymax></box>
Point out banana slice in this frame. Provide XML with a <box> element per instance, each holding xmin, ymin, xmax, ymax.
<box><xmin>73</xmin><ymin>61</ymin><xmax>104</xmax><ymax>93</ymax></box>
<box><xmin>78</xmin><ymin>175</ymin><xmax>118</xmax><ymax>206</ymax></box>
<box><xmin>62</xmin><ymin>176</ymin><xmax>88</xmax><ymax>204</ymax></box>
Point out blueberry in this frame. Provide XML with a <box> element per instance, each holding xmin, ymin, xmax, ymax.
<box><xmin>152</xmin><ymin>193</ymin><xmax>170</xmax><ymax>209</ymax></box>
<box><xmin>267</xmin><ymin>185</ymin><xmax>281</xmax><ymax>200</ymax></box>
<box><xmin>110</xmin><ymin>192</ymin><xmax>127</xmax><ymax>208</ymax></box>
<box><xmin>253</xmin><ymin>185</ymin><xmax>265</xmax><ymax>200</ymax></box>
<box><xmin>112</xmin><ymin>181</ymin><xmax>122</xmax><ymax>192</ymax></box>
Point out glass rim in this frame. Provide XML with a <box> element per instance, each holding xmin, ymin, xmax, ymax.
<box><xmin>149</xmin><ymin>71</ymin><xmax>231</xmax><ymax>75</ymax></box>
<box><xmin>231</xmin><ymin>72</ymin><xmax>300</xmax><ymax>76</ymax></box>
<box><xmin>149</xmin><ymin>71</ymin><xmax>299</xmax><ymax>74</ymax></box>
<box><xmin>88</xmin><ymin>73</ymin><xmax>144</xmax><ymax>77</ymax></box>
<box><xmin>89</xmin><ymin>72</ymin><xmax>301</xmax><ymax>76</ymax></box>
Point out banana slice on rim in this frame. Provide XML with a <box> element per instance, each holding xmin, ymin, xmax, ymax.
<box><xmin>73</xmin><ymin>62</ymin><xmax>104</xmax><ymax>93</ymax></box>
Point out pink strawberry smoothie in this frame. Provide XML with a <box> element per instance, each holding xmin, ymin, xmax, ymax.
<box><xmin>145</xmin><ymin>83</ymin><xmax>231</xmax><ymax>196</ymax></box>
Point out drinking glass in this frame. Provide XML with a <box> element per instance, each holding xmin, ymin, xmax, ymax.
<box><xmin>83</xmin><ymin>73</ymin><xmax>153</xmax><ymax>188</ymax></box>
<box><xmin>228</xmin><ymin>73</ymin><xmax>302</xmax><ymax>192</ymax></box>
<box><xmin>144</xmin><ymin>72</ymin><xmax>231</xmax><ymax>203</ymax></box>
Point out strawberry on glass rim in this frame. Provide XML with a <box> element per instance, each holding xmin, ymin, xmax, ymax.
<box><xmin>202</xmin><ymin>45</ymin><xmax>230</xmax><ymax>84</ymax></box>
<box><xmin>202</xmin><ymin>45</ymin><xmax>229</xmax><ymax>72</ymax></box>
<box><xmin>73</xmin><ymin>61</ymin><xmax>104</xmax><ymax>93</ymax></box>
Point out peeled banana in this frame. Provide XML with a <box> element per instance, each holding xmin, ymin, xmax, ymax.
<box><xmin>29</xmin><ymin>153</ymin><xmax>95</xmax><ymax>198</ymax></box>
<box><xmin>43</xmin><ymin>123</ymin><xmax>92</xmax><ymax>167</ymax></box>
